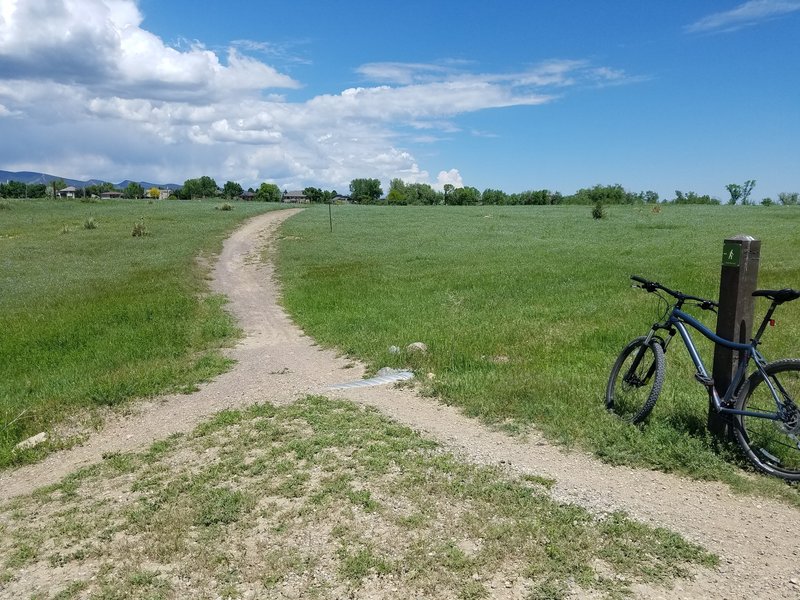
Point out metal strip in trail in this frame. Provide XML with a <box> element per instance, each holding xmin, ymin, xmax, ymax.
<box><xmin>327</xmin><ymin>370</ymin><xmax>414</xmax><ymax>391</ymax></box>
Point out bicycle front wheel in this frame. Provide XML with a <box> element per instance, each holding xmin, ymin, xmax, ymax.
<box><xmin>734</xmin><ymin>359</ymin><xmax>800</xmax><ymax>480</ymax></box>
<box><xmin>606</xmin><ymin>337</ymin><xmax>665</xmax><ymax>424</ymax></box>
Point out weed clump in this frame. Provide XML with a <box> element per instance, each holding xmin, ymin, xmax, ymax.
<box><xmin>0</xmin><ymin>201</ymin><xmax>11</xmax><ymax>210</ymax></box>
<box><xmin>216</xmin><ymin>203</ymin><xmax>234</xmax><ymax>211</ymax></box>
<box><xmin>592</xmin><ymin>201</ymin><xmax>606</xmax><ymax>220</ymax></box>
<box><xmin>83</xmin><ymin>218</ymin><xmax>97</xmax><ymax>230</ymax></box>
<box><xmin>132</xmin><ymin>218</ymin><xmax>148</xmax><ymax>237</ymax></box>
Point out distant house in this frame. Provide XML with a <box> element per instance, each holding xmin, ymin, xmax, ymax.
<box><xmin>100</xmin><ymin>191</ymin><xmax>124</xmax><ymax>199</ymax></box>
<box><xmin>57</xmin><ymin>186</ymin><xmax>78</xmax><ymax>198</ymax></box>
<box><xmin>282</xmin><ymin>190</ymin><xmax>309</xmax><ymax>204</ymax></box>
<box><xmin>158</xmin><ymin>189</ymin><xmax>171</xmax><ymax>200</ymax></box>
<box><xmin>240</xmin><ymin>191</ymin><xmax>256</xmax><ymax>201</ymax></box>
<box><xmin>331</xmin><ymin>195</ymin><xmax>351</xmax><ymax>204</ymax></box>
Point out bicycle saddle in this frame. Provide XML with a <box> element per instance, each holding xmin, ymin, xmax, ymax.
<box><xmin>752</xmin><ymin>289</ymin><xmax>800</xmax><ymax>304</ymax></box>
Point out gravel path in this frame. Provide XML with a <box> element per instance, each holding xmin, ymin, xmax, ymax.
<box><xmin>2</xmin><ymin>209</ymin><xmax>798</xmax><ymax>599</ymax></box>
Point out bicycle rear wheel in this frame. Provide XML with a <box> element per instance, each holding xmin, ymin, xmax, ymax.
<box><xmin>734</xmin><ymin>359</ymin><xmax>800</xmax><ymax>480</ymax></box>
<box><xmin>606</xmin><ymin>337</ymin><xmax>665</xmax><ymax>424</ymax></box>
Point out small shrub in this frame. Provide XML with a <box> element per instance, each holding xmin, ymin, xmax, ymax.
<box><xmin>216</xmin><ymin>203</ymin><xmax>234</xmax><ymax>211</ymax></box>
<box><xmin>132</xmin><ymin>218</ymin><xmax>148</xmax><ymax>237</ymax></box>
<box><xmin>591</xmin><ymin>201</ymin><xmax>606</xmax><ymax>220</ymax></box>
<box><xmin>651</xmin><ymin>204</ymin><xmax>661</xmax><ymax>214</ymax></box>
<box><xmin>83</xmin><ymin>218</ymin><xmax>97</xmax><ymax>230</ymax></box>
<box><xmin>761</xmin><ymin>197</ymin><xmax>774</xmax><ymax>206</ymax></box>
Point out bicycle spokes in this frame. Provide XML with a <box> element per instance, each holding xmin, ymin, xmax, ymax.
<box><xmin>738</xmin><ymin>366</ymin><xmax>800</xmax><ymax>477</ymax></box>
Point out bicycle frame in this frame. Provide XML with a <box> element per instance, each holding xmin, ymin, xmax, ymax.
<box><xmin>643</xmin><ymin>308</ymin><xmax>784</xmax><ymax>421</ymax></box>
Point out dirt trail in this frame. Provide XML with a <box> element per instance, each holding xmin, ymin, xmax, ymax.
<box><xmin>2</xmin><ymin>209</ymin><xmax>798</xmax><ymax>599</ymax></box>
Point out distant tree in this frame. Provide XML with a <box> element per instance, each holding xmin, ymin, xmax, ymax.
<box><xmin>386</xmin><ymin>180</ymin><xmax>440</xmax><ymax>205</ymax></box>
<box><xmin>761</xmin><ymin>197</ymin><xmax>774</xmax><ymax>206</ymax></box>
<box><xmin>147</xmin><ymin>187</ymin><xmax>160</xmax><ymax>199</ymax></box>
<box><xmin>672</xmin><ymin>190</ymin><xmax>719</xmax><ymax>205</ymax></box>
<box><xmin>124</xmin><ymin>182</ymin><xmax>144</xmax><ymax>199</ymax></box>
<box><xmin>180</xmin><ymin>176</ymin><xmax>218</xmax><ymax>199</ymax></box>
<box><xmin>0</xmin><ymin>180</ymin><xmax>27</xmax><ymax>197</ymax></box>
<box><xmin>85</xmin><ymin>182</ymin><xmax>115</xmax><ymax>198</ymax></box>
<box><xmin>349</xmin><ymin>178</ymin><xmax>383</xmax><ymax>204</ymax></box>
<box><xmin>255</xmin><ymin>182</ymin><xmax>281</xmax><ymax>202</ymax></box>
<box><xmin>567</xmin><ymin>184</ymin><xmax>633</xmax><ymax>205</ymax></box>
<box><xmin>640</xmin><ymin>190</ymin><xmax>659</xmax><ymax>204</ymax></box>
<box><xmin>303</xmin><ymin>187</ymin><xmax>324</xmax><ymax>203</ymax></box>
<box><xmin>778</xmin><ymin>192</ymin><xmax>799</xmax><ymax>205</ymax></box>
<box><xmin>443</xmin><ymin>183</ymin><xmax>454</xmax><ymax>205</ymax></box>
<box><xmin>481</xmin><ymin>188</ymin><xmax>508</xmax><ymax>205</ymax></box>
<box><xmin>449</xmin><ymin>186</ymin><xmax>481</xmax><ymax>205</ymax></box>
<box><xmin>387</xmin><ymin>179</ymin><xmax>407</xmax><ymax>205</ymax></box>
<box><xmin>408</xmin><ymin>182</ymin><xmax>438</xmax><ymax>205</ymax></box>
<box><xmin>222</xmin><ymin>181</ymin><xmax>243</xmax><ymax>199</ymax></box>
<box><xmin>319</xmin><ymin>189</ymin><xmax>339</xmax><ymax>203</ymax></box>
<box><xmin>726</xmin><ymin>180</ymin><xmax>756</xmax><ymax>205</ymax></box>
<box><xmin>510</xmin><ymin>189</ymin><xmax>562</xmax><ymax>205</ymax></box>
<box><xmin>49</xmin><ymin>179</ymin><xmax>68</xmax><ymax>197</ymax></box>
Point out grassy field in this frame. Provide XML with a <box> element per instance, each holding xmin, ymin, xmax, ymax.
<box><xmin>0</xmin><ymin>198</ymin><xmax>282</xmax><ymax>467</ymax></box>
<box><xmin>0</xmin><ymin>397</ymin><xmax>715</xmax><ymax>599</ymax></box>
<box><xmin>277</xmin><ymin>204</ymin><xmax>800</xmax><ymax>495</ymax></box>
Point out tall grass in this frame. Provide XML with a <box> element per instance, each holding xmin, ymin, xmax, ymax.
<box><xmin>0</xmin><ymin>198</ymin><xmax>282</xmax><ymax>467</ymax></box>
<box><xmin>277</xmin><ymin>204</ymin><xmax>800</xmax><ymax>490</ymax></box>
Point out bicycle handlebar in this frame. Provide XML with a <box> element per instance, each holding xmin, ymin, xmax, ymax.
<box><xmin>630</xmin><ymin>275</ymin><xmax>719</xmax><ymax>310</ymax></box>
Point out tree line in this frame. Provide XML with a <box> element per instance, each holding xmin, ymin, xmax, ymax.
<box><xmin>2</xmin><ymin>175</ymin><xmax>798</xmax><ymax>206</ymax></box>
<box><xmin>347</xmin><ymin>178</ymin><xmax>799</xmax><ymax>207</ymax></box>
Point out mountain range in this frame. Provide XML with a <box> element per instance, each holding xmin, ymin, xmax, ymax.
<box><xmin>0</xmin><ymin>170</ymin><xmax>181</xmax><ymax>191</ymax></box>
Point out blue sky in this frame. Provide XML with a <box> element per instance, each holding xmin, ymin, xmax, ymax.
<box><xmin>1</xmin><ymin>0</ymin><xmax>799</xmax><ymax>201</ymax></box>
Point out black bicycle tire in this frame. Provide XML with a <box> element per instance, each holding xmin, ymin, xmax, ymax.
<box><xmin>606</xmin><ymin>337</ymin><xmax>665</xmax><ymax>424</ymax></box>
<box><xmin>733</xmin><ymin>358</ymin><xmax>800</xmax><ymax>481</ymax></box>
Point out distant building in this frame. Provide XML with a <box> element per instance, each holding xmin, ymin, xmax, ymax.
<box><xmin>100</xmin><ymin>191</ymin><xmax>124</xmax><ymax>199</ymax></box>
<box><xmin>57</xmin><ymin>186</ymin><xmax>78</xmax><ymax>198</ymax></box>
<box><xmin>158</xmin><ymin>189</ymin><xmax>171</xmax><ymax>199</ymax></box>
<box><xmin>240</xmin><ymin>191</ymin><xmax>256</xmax><ymax>201</ymax></box>
<box><xmin>282</xmin><ymin>190</ymin><xmax>309</xmax><ymax>204</ymax></box>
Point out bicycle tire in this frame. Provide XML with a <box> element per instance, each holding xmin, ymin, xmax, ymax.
<box><xmin>606</xmin><ymin>337</ymin><xmax>665</xmax><ymax>424</ymax></box>
<box><xmin>733</xmin><ymin>359</ymin><xmax>800</xmax><ymax>480</ymax></box>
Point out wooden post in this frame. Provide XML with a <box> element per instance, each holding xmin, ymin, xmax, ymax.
<box><xmin>710</xmin><ymin>235</ymin><xmax>760</xmax><ymax>438</ymax></box>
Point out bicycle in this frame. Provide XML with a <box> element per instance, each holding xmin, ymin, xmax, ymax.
<box><xmin>606</xmin><ymin>275</ymin><xmax>800</xmax><ymax>480</ymax></box>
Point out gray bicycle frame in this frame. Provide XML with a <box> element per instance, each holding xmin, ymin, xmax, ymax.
<box><xmin>644</xmin><ymin>308</ymin><xmax>784</xmax><ymax>421</ymax></box>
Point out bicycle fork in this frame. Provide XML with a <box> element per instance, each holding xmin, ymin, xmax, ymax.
<box><xmin>624</xmin><ymin>327</ymin><xmax>670</xmax><ymax>387</ymax></box>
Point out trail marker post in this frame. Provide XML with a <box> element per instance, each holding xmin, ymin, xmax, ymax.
<box><xmin>710</xmin><ymin>235</ymin><xmax>760</xmax><ymax>438</ymax></box>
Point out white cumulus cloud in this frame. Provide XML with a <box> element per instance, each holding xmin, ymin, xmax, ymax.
<box><xmin>0</xmin><ymin>0</ymin><xmax>638</xmax><ymax>192</ymax></box>
<box><xmin>436</xmin><ymin>169</ymin><xmax>464</xmax><ymax>190</ymax></box>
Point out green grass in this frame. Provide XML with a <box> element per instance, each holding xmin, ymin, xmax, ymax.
<box><xmin>0</xmin><ymin>397</ymin><xmax>716</xmax><ymax>599</ymax></box>
<box><xmin>276</xmin><ymin>204</ymin><xmax>800</xmax><ymax>495</ymax></box>
<box><xmin>0</xmin><ymin>198</ymin><xmax>283</xmax><ymax>467</ymax></box>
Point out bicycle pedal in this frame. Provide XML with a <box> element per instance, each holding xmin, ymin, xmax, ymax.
<box><xmin>694</xmin><ymin>373</ymin><xmax>715</xmax><ymax>387</ymax></box>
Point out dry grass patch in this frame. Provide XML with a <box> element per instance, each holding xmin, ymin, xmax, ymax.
<box><xmin>0</xmin><ymin>397</ymin><xmax>716</xmax><ymax>599</ymax></box>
